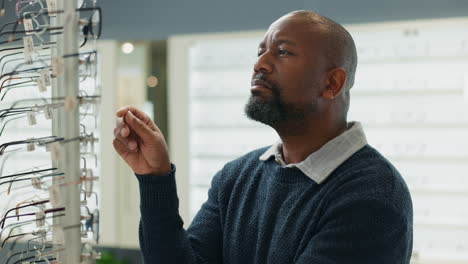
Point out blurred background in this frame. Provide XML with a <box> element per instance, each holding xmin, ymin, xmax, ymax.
<box><xmin>1</xmin><ymin>0</ymin><xmax>468</xmax><ymax>263</ymax></box>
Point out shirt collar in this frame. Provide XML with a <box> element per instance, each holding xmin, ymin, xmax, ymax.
<box><xmin>259</xmin><ymin>121</ymin><xmax>367</xmax><ymax>184</ymax></box>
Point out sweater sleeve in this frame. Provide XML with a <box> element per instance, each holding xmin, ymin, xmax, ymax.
<box><xmin>295</xmin><ymin>191</ymin><xmax>413</xmax><ymax>264</ymax></box>
<box><xmin>136</xmin><ymin>164</ymin><xmax>223</xmax><ymax>264</ymax></box>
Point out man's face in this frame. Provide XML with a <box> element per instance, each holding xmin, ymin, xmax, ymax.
<box><xmin>245</xmin><ymin>15</ymin><xmax>330</xmax><ymax>126</ymax></box>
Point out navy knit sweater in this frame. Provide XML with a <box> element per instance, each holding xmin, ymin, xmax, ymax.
<box><xmin>136</xmin><ymin>145</ymin><xmax>413</xmax><ymax>264</ymax></box>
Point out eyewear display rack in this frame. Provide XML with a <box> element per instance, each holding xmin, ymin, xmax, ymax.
<box><xmin>0</xmin><ymin>0</ymin><xmax>101</xmax><ymax>262</ymax></box>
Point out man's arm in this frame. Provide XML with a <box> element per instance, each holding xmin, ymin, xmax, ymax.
<box><xmin>137</xmin><ymin>166</ymin><xmax>223</xmax><ymax>263</ymax></box>
<box><xmin>295</xmin><ymin>195</ymin><xmax>413</xmax><ymax>264</ymax></box>
<box><xmin>112</xmin><ymin>106</ymin><xmax>223</xmax><ymax>263</ymax></box>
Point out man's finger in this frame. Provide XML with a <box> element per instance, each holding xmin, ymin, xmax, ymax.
<box><xmin>117</xmin><ymin>106</ymin><xmax>149</xmax><ymax>121</ymax></box>
<box><xmin>113</xmin><ymin>129</ymin><xmax>133</xmax><ymax>147</ymax></box>
<box><xmin>113</xmin><ymin>138</ymin><xmax>128</xmax><ymax>156</ymax></box>
<box><xmin>128</xmin><ymin>140</ymin><xmax>138</xmax><ymax>151</ymax></box>
<box><xmin>124</xmin><ymin>111</ymin><xmax>155</xmax><ymax>142</ymax></box>
<box><xmin>116</xmin><ymin>106</ymin><xmax>160</xmax><ymax>132</ymax></box>
<box><xmin>113</xmin><ymin>135</ymin><xmax>138</xmax><ymax>153</ymax></box>
<box><xmin>116</xmin><ymin>106</ymin><xmax>133</xmax><ymax>117</ymax></box>
<box><xmin>120</xmin><ymin>124</ymin><xmax>130</xmax><ymax>137</ymax></box>
<box><xmin>114</xmin><ymin>124</ymin><xmax>129</xmax><ymax>139</ymax></box>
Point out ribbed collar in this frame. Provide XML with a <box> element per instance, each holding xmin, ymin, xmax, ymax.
<box><xmin>259</xmin><ymin>121</ymin><xmax>367</xmax><ymax>184</ymax></box>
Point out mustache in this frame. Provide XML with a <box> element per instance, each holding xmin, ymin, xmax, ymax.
<box><xmin>251</xmin><ymin>73</ymin><xmax>276</xmax><ymax>90</ymax></box>
<box><xmin>252</xmin><ymin>73</ymin><xmax>268</xmax><ymax>82</ymax></box>
<box><xmin>251</xmin><ymin>73</ymin><xmax>281</xmax><ymax>102</ymax></box>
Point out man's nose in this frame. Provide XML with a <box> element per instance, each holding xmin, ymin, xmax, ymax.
<box><xmin>253</xmin><ymin>52</ymin><xmax>273</xmax><ymax>74</ymax></box>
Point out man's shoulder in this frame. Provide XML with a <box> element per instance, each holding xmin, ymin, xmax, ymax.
<box><xmin>329</xmin><ymin>145</ymin><xmax>412</xmax><ymax>207</ymax></box>
<box><xmin>339</xmin><ymin>144</ymin><xmax>400</xmax><ymax>177</ymax></box>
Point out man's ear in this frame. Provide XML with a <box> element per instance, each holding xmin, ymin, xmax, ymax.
<box><xmin>322</xmin><ymin>68</ymin><xmax>347</xmax><ymax>100</ymax></box>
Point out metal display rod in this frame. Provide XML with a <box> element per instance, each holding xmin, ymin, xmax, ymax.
<box><xmin>53</xmin><ymin>0</ymin><xmax>81</xmax><ymax>262</ymax></box>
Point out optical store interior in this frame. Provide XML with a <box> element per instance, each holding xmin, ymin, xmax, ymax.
<box><xmin>0</xmin><ymin>0</ymin><xmax>468</xmax><ymax>263</ymax></box>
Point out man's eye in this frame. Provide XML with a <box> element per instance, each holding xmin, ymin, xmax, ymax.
<box><xmin>257</xmin><ymin>50</ymin><xmax>265</xmax><ymax>57</ymax></box>
<box><xmin>278</xmin><ymin>49</ymin><xmax>290</xmax><ymax>55</ymax></box>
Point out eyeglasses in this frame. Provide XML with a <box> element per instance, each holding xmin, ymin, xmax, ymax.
<box><xmin>0</xmin><ymin>50</ymin><xmax>98</xmax><ymax>86</ymax></box>
<box><xmin>1</xmin><ymin>216</ymin><xmax>62</xmax><ymax>254</ymax></box>
<box><xmin>0</xmin><ymin>48</ymin><xmax>49</xmax><ymax>74</ymax></box>
<box><xmin>0</xmin><ymin>26</ymin><xmax>62</xmax><ymax>45</ymax></box>
<box><xmin>1</xmin><ymin>223</ymin><xmax>79</xmax><ymax>258</ymax></box>
<box><xmin>0</xmin><ymin>20</ymin><xmax>18</xmax><ymax>34</ymax></box>
<box><xmin>9</xmin><ymin>250</ymin><xmax>56</xmax><ymax>264</ymax></box>
<box><xmin>63</xmin><ymin>50</ymin><xmax>98</xmax><ymax>81</ymax></box>
<box><xmin>0</xmin><ymin>42</ymin><xmax>55</xmax><ymax>61</ymax></box>
<box><xmin>0</xmin><ymin>8</ymin><xmax>62</xmax><ymax>44</ymax></box>
<box><xmin>0</xmin><ymin>199</ymin><xmax>49</xmax><ymax>225</ymax></box>
<box><xmin>80</xmin><ymin>155</ymin><xmax>98</xmax><ymax>198</ymax></box>
<box><xmin>5</xmin><ymin>244</ymin><xmax>55</xmax><ymax>264</ymax></box>
<box><xmin>4</xmin><ymin>237</ymin><xmax>54</xmax><ymax>264</ymax></box>
<box><xmin>2</xmin><ymin>7</ymin><xmax>102</xmax><ymax>47</ymax></box>
<box><xmin>6</xmin><ymin>241</ymin><xmax>99</xmax><ymax>264</ymax></box>
<box><xmin>81</xmin><ymin>205</ymin><xmax>99</xmax><ymax>243</ymax></box>
<box><xmin>0</xmin><ymin>167</ymin><xmax>56</xmax><ymax>181</ymax></box>
<box><xmin>14</xmin><ymin>0</ymin><xmax>48</xmax><ymax>18</ymax></box>
<box><xmin>0</xmin><ymin>102</ymin><xmax>61</xmax><ymax>132</ymax></box>
<box><xmin>0</xmin><ymin>76</ymin><xmax>39</xmax><ymax>99</ymax></box>
<box><xmin>0</xmin><ymin>94</ymin><xmax>100</xmax><ymax>121</ymax></box>
<box><xmin>1</xmin><ymin>0</ymin><xmax>98</xmax><ymax>17</ymax></box>
<box><xmin>1</xmin><ymin>53</ymin><xmax>50</xmax><ymax>76</ymax></box>
<box><xmin>0</xmin><ymin>71</ymin><xmax>97</xmax><ymax>103</ymax></box>
<box><xmin>0</xmin><ymin>206</ymin><xmax>65</xmax><ymax>234</ymax></box>
<box><xmin>0</xmin><ymin>158</ymin><xmax>95</xmax><ymax>192</ymax></box>
<box><xmin>0</xmin><ymin>171</ymin><xmax>64</xmax><ymax>196</ymax></box>
<box><xmin>81</xmin><ymin>242</ymin><xmax>101</xmax><ymax>262</ymax></box>
<box><xmin>0</xmin><ymin>211</ymin><xmax>65</xmax><ymax>243</ymax></box>
<box><xmin>1</xmin><ymin>77</ymin><xmax>53</xmax><ymax>101</ymax></box>
<box><xmin>0</xmin><ymin>135</ymin><xmax>64</xmax><ymax>156</ymax></box>
<box><xmin>0</xmin><ymin>178</ymin><xmax>99</xmax><ymax>257</ymax></box>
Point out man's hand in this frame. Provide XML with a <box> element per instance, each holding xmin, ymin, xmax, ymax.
<box><xmin>113</xmin><ymin>106</ymin><xmax>171</xmax><ymax>175</ymax></box>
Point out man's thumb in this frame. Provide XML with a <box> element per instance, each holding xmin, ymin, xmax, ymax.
<box><xmin>124</xmin><ymin>111</ymin><xmax>154</xmax><ymax>142</ymax></box>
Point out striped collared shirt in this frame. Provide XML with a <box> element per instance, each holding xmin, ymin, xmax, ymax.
<box><xmin>259</xmin><ymin>121</ymin><xmax>368</xmax><ymax>184</ymax></box>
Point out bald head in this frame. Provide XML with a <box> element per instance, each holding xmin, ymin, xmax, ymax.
<box><xmin>279</xmin><ymin>10</ymin><xmax>358</xmax><ymax>93</ymax></box>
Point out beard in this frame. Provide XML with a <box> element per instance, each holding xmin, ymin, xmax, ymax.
<box><xmin>244</xmin><ymin>77</ymin><xmax>317</xmax><ymax>127</ymax></box>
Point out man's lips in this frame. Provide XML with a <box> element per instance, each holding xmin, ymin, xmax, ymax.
<box><xmin>251</xmin><ymin>79</ymin><xmax>272</xmax><ymax>90</ymax></box>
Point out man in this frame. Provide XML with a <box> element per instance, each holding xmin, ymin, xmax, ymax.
<box><xmin>113</xmin><ymin>10</ymin><xmax>413</xmax><ymax>264</ymax></box>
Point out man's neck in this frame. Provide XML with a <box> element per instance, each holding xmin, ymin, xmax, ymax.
<box><xmin>275</xmin><ymin>120</ymin><xmax>348</xmax><ymax>164</ymax></box>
